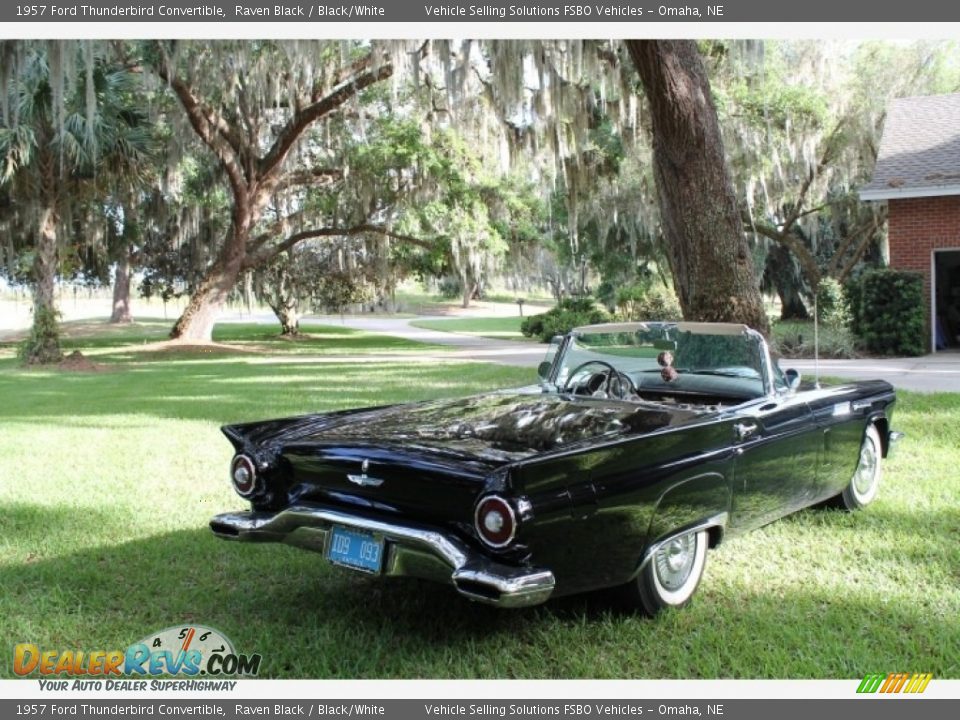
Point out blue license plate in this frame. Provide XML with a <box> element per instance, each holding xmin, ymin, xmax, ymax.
<box><xmin>327</xmin><ymin>526</ymin><xmax>384</xmax><ymax>574</ymax></box>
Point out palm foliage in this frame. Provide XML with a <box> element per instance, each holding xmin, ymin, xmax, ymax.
<box><xmin>0</xmin><ymin>41</ymin><xmax>153</xmax><ymax>363</ymax></box>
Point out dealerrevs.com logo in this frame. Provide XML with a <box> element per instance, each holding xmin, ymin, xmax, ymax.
<box><xmin>14</xmin><ymin>625</ymin><xmax>261</xmax><ymax>687</ymax></box>
<box><xmin>857</xmin><ymin>673</ymin><xmax>933</xmax><ymax>694</ymax></box>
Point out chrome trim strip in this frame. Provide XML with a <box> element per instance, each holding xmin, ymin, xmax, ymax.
<box><xmin>744</xmin><ymin>326</ymin><xmax>776</xmax><ymax>397</ymax></box>
<box><xmin>635</xmin><ymin>512</ymin><xmax>729</xmax><ymax>576</ymax></box>
<box><xmin>211</xmin><ymin>506</ymin><xmax>555</xmax><ymax>608</ymax></box>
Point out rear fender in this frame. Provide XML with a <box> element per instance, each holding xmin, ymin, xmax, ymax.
<box><xmin>635</xmin><ymin>472</ymin><xmax>731</xmax><ymax>577</ymax></box>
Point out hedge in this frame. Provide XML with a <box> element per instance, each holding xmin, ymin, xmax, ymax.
<box><xmin>520</xmin><ymin>297</ymin><xmax>609</xmax><ymax>342</ymax></box>
<box><xmin>846</xmin><ymin>269</ymin><xmax>925</xmax><ymax>356</ymax></box>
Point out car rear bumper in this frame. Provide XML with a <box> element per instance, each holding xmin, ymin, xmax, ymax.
<box><xmin>209</xmin><ymin>506</ymin><xmax>555</xmax><ymax>608</ymax></box>
<box><xmin>886</xmin><ymin>430</ymin><xmax>905</xmax><ymax>458</ymax></box>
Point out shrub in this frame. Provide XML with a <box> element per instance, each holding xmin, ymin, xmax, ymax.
<box><xmin>816</xmin><ymin>277</ymin><xmax>848</xmax><ymax>328</ymax></box>
<box><xmin>847</xmin><ymin>270</ymin><xmax>925</xmax><ymax>356</ymax></box>
<box><xmin>521</xmin><ymin>297</ymin><xmax>609</xmax><ymax>342</ymax></box>
<box><xmin>435</xmin><ymin>276</ymin><xmax>461</xmax><ymax>299</ymax></box>
<box><xmin>772</xmin><ymin>320</ymin><xmax>860</xmax><ymax>359</ymax></box>
<box><xmin>595</xmin><ymin>280</ymin><xmax>617</xmax><ymax>313</ymax></box>
<box><xmin>844</xmin><ymin>276</ymin><xmax>864</xmax><ymax>337</ymax></box>
<box><xmin>616</xmin><ymin>285</ymin><xmax>683</xmax><ymax>322</ymax></box>
<box><xmin>614</xmin><ymin>283</ymin><xmax>646</xmax><ymax>318</ymax></box>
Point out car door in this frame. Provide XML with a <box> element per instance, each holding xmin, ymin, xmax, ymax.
<box><xmin>728</xmin><ymin>395</ymin><xmax>822</xmax><ymax>532</ymax></box>
<box><xmin>804</xmin><ymin>386</ymin><xmax>878</xmax><ymax>496</ymax></box>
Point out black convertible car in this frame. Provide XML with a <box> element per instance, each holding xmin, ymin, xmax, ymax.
<box><xmin>210</xmin><ymin>321</ymin><xmax>898</xmax><ymax>614</ymax></box>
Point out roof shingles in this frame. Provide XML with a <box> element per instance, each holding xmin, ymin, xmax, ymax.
<box><xmin>861</xmin><ymin>93</ymin><xmax>960</xmax><ymax>200</ymax></box>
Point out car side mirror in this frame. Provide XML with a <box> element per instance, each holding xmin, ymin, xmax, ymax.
<box><xmin>537</xmin><ymin>361</ymin><xmax>553</xmax><ymax>380</ymax></box>
<box><xmin>784</xmin><ymin>368</ymin><xmax>801</xmax><ymax>391</ymax></box>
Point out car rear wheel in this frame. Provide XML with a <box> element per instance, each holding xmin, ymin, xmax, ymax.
<box><xmin>621</xmin><ymin>529</ymin><xmax>708</xmax><ymax>615</ymax></box>
<box><xmin>841</xmin><ymin>424</ymin><xmax>882</xmax><ymax>510</ymax></box>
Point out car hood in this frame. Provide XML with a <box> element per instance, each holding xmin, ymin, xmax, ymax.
<box><xmin>224</xmin><ymin>390</ymin><xmax>709</xmax><ymax>464</ymax></box>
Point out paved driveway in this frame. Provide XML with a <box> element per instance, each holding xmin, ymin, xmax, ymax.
<box><xmin>323</xmin><ymin>316</ymin><xmax>547</xmax><ymax>368</ymax></box>
<box><xmin>786</xmin><ymin>354</ymin><xmax>960</xmax><ymax>393</ymax></box>
<box><xmin>327</xmin><ymin>316</ymin><xmax>960</xmax><ymax>394</ymax></box>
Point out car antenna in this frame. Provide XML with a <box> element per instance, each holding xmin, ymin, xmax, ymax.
<box><xmin>813</xmin><ymin>284</ymin><xmax>821</xmax><ymax>389</ymax></box>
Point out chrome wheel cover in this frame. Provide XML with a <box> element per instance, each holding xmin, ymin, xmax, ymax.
<box><xmin>654</xmin><ymin>533</ymin><xmax>697</xmax><ymax>591</ymax></box>
<box><xmin>853</xmin><ymin>434</ymin><xmax>879</xmax><ymax>498</ymax></box>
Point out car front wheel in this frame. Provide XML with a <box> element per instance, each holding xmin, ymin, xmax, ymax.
<box><xmin>841</xmin><ymin>424</ymin><xmax>882</xmax><ymax>510</ymax></box>
<box><xmin>622</xmin><ymin>528</ymin><xmax>709</xmax><ymax>615</ymax></box>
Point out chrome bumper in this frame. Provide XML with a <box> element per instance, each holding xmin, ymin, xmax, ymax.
<box><xmin>210</xmin><ymin>506</ymin><xmax>555</xmax><ymax>608</ymax></box>
<box><xmin>886</xmin><ymin>430</ymin><xmax>905</xmax><ymax>458</ymax></box>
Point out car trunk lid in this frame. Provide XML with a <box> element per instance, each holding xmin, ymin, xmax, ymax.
<box><xmin>223</xmin><ymin>391</ymin><xmax>703</xmax><ymax>522</ymax></box>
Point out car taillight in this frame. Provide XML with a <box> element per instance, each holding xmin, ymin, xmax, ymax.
<box><xmin>474</xmin><ymin>495</ymin><xmax>517</xmax><ymax>548</ymax></box>
<box><xmin>230</xmin><ymin>455</ymin><xmax>257</xmax><ymax>497</ymax></box>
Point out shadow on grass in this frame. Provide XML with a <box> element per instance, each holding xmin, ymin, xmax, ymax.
<box><xmin>1</xmin><ymin>507</ymin><xmax>957</xmax><ymax>679</ymax></box>
<box><xmin>1</xmin><ymin>503</ymin><xmax>118</xmax><ymax>550</ymax></box>
<box><xmin>4</xmin><ymin>320</ymin><xmax>443</xmax><ymax>358</ymax></box>
<box><xmin>0</xmin><ymin>520</ymin><xmax>536</xmax><ymax>678</ymax></box>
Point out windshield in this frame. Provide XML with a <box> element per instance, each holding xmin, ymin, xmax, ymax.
<box><xmin>551</xmin><ymin>322</ymin><xmax>769</xmax><ymax>402</ymax></box>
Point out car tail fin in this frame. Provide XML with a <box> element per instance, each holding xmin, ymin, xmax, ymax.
<box><xmin>221</xmin><ymin>423</ymin><xmax>248</xmax><ymax>451</ymax></box>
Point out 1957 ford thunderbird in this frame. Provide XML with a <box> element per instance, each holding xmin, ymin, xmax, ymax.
<box><xmin>210</xmin><ymin>322</ymin><xmax>899</xmax><ymax>614</ymax></box>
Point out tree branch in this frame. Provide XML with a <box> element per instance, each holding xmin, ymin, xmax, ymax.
<box><xmin>276</xmin><ymin>168</ymin><xmax>343</xmax><ymax>192</ymax></box>
<box><xmin>834</xmin><ymin>210</ymin><xmax>886</xmax><ymax>283</ymax></box>
<box><xmin>779</xmin><ymin>121</ymin><xmax>845</xmax><ymax>234</ymax></box>
<box><xmin>748</xmin><ymin>214</ymin><xmax>822</xmax><ymax>288</ymax></box>
<box><xmin>150</xmin><ymin>42</ymin><xmax>248</xmax><ymax>201</ymax></box>
<box><xmin>244</xmin><ymin>223</ymin><xmax>434</xmax><ymax>270</ymax></box>
<box><xmin>258</xmin><ymin>52</ymin><xmax>394</xmax><ymax>185</ymax></box>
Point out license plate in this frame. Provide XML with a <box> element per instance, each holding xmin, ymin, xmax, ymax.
<box><xmin>327</xmin><ymin>526</ymin><xmax>384</xmax><ymax>574</ymax></box>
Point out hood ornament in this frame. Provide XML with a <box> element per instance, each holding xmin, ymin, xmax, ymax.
<box><xmin>347</xmin><ymin>459</ymin><xmax>385</xmax><ymax>488</ymax></box>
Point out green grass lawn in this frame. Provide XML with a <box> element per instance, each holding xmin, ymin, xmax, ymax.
<box><xmin>410</xmin><ymin>315</ymin><xmax>539</xmax><ymax>341</ymax></box>
<box><xmin>1</xmin><ymin>321</ymin><xmax>958</xmax><ymax>679</ymax></box>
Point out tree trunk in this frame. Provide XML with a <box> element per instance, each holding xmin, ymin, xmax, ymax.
<box><xmin>276</xmin><ymin>304</ymin><xmax>300</xmax><ymax>336</ymax></box>
<box><xmin>763</xmin><ymin>243</ymin><xmax>810</xmax><ymax>321</ymax></box>
<box><xmin>461</xmin><ymin>275</ymin><xmax>473</xmax><ymax>309</ymax></box>
<box><xmin>26</xmin><ymin>207</ymin><xmax>64</xmax><ymax>364</ymax></box>
<box><xmin>778</xmin><ymin>286</ymin><xmax>810</xmax><ymax>321</ymax></box>
<box><xmin>110</xmin><ymin>250</ymin><xmax>133</xmax><ymax>323</ymax></box>
<box><xmin>627</xmin><ymin>40</ymin><xmax>769</xmax><ymax>335</ymax></box>
<box><xmin>169</xmin><ymin>223</ymin><xmax>246</xmax><ymax>341</ymax></box>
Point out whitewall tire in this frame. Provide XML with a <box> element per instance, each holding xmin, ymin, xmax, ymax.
<box><xmin>623</xmin><ymin>528</ymin><xmax>709</xmax><ymax>616</ymax></box>
<box><xmin>841</xmin><ymin>424</ymin><xmax>882</xmax><ymax>510</ymax></box>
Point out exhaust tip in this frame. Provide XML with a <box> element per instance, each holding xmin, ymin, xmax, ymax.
<box><xmin>210</xmin><ymin>520</ymin><xmax>241</xmax><ymax>538</ymax></box>
<box><xmin>454</xmin><ymin>579</ymin><xmax>503</xmax><ymax>602</ymax></box>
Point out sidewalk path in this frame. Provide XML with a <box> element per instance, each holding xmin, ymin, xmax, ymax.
<box><xmin>323</xmin><ymin>315</ymin><xmax>960</xmax><ymax>393</ymax></box>
<box><xmin>316</xmin><ymin>315</ymin><xmax>547</xmax><ymax>368</ymax></box>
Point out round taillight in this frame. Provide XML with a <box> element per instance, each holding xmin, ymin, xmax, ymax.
<box><xmin>474</xmin><ymin>496</ymin><xmax>517</xmax><ymax>548</ymax></box>
<box><xmin>230</xmin><ymin>455</ymin><xmax>257</xmax><ymax>497</ymax></box>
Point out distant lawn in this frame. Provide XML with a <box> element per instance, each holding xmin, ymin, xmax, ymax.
<box><xmin>1</xmin><ymin>318</ymin><xmax>452</xmax><ymax>360</ymax></box>
<box><xmin>411</xmin><ymin>315</ymin><xmax>539</xmax><ymax>341</ymax></box>
<box><xmin>0</xmin><ymin>322</ymin><xmax>957</xmax><ymax>679</ymax></box>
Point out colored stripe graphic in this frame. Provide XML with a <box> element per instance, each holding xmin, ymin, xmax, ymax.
<box><xmin>857</xmin><ymin>674</ymin><xmax>885</xmax><ymax>693</ymax></box>
<box><xmin>906</xmin><ymin>673</ymin><xmax>933</xmax><ymax>693</ymax></box>
<box><xmin>858</xmin><ymin>672</ymin><xmax>932</xmax><ymax>694</ymax></box>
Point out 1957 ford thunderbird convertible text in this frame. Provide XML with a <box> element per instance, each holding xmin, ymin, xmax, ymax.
<box><xmin>210</xmin><ymin>322</ymin><xmax>899</xmax><ymax>614</ymax></box>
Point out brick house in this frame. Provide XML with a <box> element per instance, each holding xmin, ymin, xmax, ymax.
<box><xmin>861</xmin><ymin>93</ymin><xmax>960</xmax><ymax>352</ymax></box>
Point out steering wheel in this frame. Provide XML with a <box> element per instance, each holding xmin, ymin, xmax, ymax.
<box><xmin>563</xmin><ymin>360</ymin><xmax>636</xmax><ymax>399</ymax></box>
